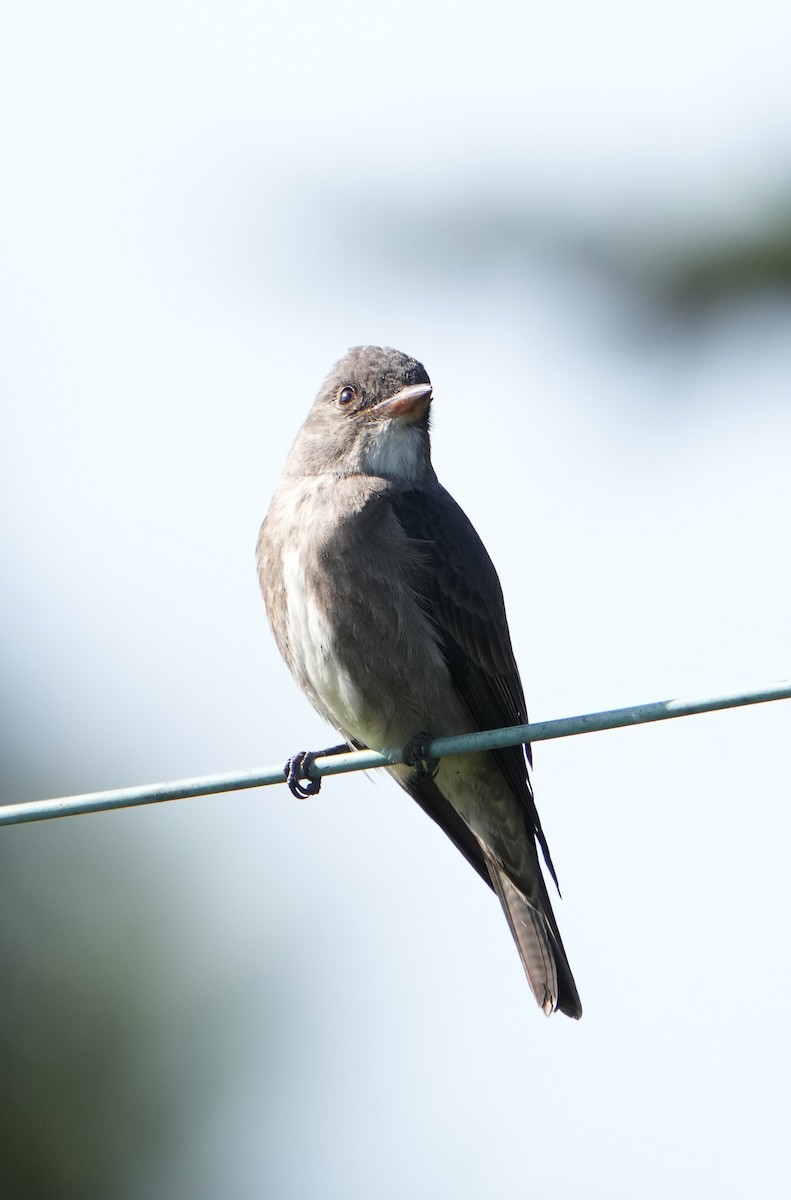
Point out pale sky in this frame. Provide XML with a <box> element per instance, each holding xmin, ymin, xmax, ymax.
<box><xmin>2</xmin><ymin>2</ymin><xmax>791</xmax><ymax>1196</ymax></box>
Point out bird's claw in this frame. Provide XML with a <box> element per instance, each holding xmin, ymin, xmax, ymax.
<box><xmin>285</xmin><ymin>751</ymin><xmax>322</xmax><ymax>798</ymax></box>
<box><xmin>283</xmin><ymin>743</ymin><xmax>351</xmax><ymax>798</ymax></box>
<box><xmin>403</xmin><ymin>731</ymin><xmax>439</xmax><ymax>780</ymax></box>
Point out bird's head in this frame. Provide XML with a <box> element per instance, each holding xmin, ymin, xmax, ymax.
<box><xmin>285</xmin><ymin>346</ymin><xmax>435</xmax><ymax>484</ymax></box>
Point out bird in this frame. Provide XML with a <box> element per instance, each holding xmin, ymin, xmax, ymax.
<box><xmin>257</xmin><ymin>345</ymin><xmax>581</xmax><ymax>1018</ymax></box>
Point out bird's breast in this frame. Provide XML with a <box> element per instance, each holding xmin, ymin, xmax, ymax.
<box><xmin>280</xmin><ymin>542</ymin><xmax>371</xmax><ymax>738</ymax></box>
<box><xmin>269</xmin><ymin>478</ymin><xmax>463</xmax><ymax>750</ymax></box>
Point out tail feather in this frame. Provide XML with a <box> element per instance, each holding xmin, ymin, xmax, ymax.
<box><xmin>481</xmin><ymin>845</ymin><xmax>582</xmax><ymax>1019</ymax></box>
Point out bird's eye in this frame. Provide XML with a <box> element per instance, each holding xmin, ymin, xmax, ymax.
<box><xmin>336</xmin><ymin>385</ymin><xmax>356</xmax><ymax>407</ymax></box>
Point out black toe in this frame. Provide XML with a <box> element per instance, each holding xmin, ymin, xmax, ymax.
<box><xmin>285</xmin><ymin>751</ymin><xmax>322</xmax><ymax>798</ymax></box>
<box><xmin>402</xmin><ymin>731</ymin><xmax>439</xmax><ymax>780</ymax></box>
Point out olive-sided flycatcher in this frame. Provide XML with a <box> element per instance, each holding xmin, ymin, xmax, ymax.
<box><xmin>257</xmin><ymin>346</ymin><xmax>581</xmax><ymax>1018</ymax></box>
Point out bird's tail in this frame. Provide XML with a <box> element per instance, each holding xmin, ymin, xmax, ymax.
<box><xmin>481</xmin><ymin>846</ymin><xmax>582</xmax><ymax>1019</ymax></box>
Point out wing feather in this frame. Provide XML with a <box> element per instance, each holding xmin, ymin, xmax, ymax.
<box><xmin>391</xmin><ymin>484</ymin><xmax>560</xmax><ymax>889</ymax></box>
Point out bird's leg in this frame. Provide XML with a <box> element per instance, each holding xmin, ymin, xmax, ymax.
<box><xmin>402</xmin><ymin>731</ymin><xmax>439</xmax><ymax>780</ymax></box>
<box><xmin>284</xmin><ymin>744</ymin><xmax>350</xmax><ymax>798</ymax></box>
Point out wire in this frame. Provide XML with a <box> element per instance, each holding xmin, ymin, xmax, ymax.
<box><xmin>1</xmin><ymin>679</ymin><xmax>789</xmax><ymax>827</ymax></box>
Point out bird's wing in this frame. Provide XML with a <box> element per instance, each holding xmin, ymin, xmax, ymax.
<box><xmin>391</xmin><ymin>483</ymin><xmax>560</xmax><ymax>891</ymax></box>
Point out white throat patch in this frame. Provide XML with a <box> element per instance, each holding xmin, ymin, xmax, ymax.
<box><xmin>361</xmin><ymin>419</ymin><xmax>426</xmax><ymax>482</ymax></box>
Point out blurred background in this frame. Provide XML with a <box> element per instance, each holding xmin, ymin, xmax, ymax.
<box><xmin>2</xmin><ymin>1</ymin><xmax>790</xmax><ymax>1196</ymax></box>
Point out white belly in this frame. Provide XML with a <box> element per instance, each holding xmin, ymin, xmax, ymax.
<box><xmin>281</xmin><ymin>546</ymin><xmax>361</xmax><ymax>727</ymax></box>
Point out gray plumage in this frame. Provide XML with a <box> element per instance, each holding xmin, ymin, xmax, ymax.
<box><xmin>257</xmin><ymin>346</ymin><xmax>582</xmax><ymax>1018</ymax></box>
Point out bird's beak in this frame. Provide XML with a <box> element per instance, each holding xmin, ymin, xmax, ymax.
<box><xmin>374</xmin><ymin>382</ymin><xmax>433</xmax><ymax>421</ymax></box>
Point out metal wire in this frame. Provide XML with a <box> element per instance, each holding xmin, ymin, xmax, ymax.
<box><xmin>2</xmin><ymin>680</ymin><xmax>789</xmax><ymax>827</ymax></box>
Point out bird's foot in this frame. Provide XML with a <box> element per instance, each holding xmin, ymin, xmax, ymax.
<box><xmin>284</xmin><ymin>744</ymin><xmax>350</xmax><ymax>798</ymax></box>
<box><xmin>402</xmin><ymin>731</ymin><xmax>439</xmax><ymax>780</ymax></box>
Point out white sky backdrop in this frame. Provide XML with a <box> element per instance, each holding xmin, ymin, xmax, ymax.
<box><xmin>2</xmin><ymin>2</ymin><xmax>791</xmax><ymax>1196</ymax></box>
